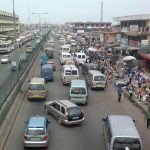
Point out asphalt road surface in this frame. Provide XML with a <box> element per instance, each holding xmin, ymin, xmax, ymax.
<box><xmin>3</xmin><ymin>39</ymin><xmax>150</xmax><ymax>150</ymax></box>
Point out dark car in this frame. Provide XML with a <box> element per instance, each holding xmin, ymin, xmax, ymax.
<box><xmin>11</xmin><ymin>61</ymin><xmax>17</xmax><ymax>71</ymax></box>
<box><xmin>82</xmin><ymin>63</ymin><xmax>98</xmax><ymax>75</ymax></box>
<box><xmin>45</xmin><ymin>47</ymin><xmax>54</xmax><ymax>58</ymax></box>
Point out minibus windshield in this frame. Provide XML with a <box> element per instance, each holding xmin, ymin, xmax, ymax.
<box><xmin>113</xmin><ymin>138</ymin><xmax>142</xmax><ymax>150</ymax></box>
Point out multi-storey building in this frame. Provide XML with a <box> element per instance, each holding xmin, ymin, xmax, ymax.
<box><xmin>114</xmin><ymin>14</ymin><xmax>150</xmax><ymax>72</ymax></box>
<box><xmin>65</xmin><ymin>22</ymin><xmax>111</xmax><ymax>33</ymax></box>
<box><xmin>0</xmin><ymin>10</ymin><xmax>19</xmax><ymax>40</ymax></box>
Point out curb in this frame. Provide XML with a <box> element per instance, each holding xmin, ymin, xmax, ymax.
<box><xmin>123</xmin><ymin>89</ymin><xmax>147</xmax><ymax>114</ymax></box>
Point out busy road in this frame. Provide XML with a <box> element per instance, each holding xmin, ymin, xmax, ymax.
<box><xmin>0</xmin><ymin>39</ymin><xmax>38</xmax><ymax>106</ymax></box>
<box><xmin>2</xmin><ymin>38</ymin><xmax>150</xmax><ymax>150</ymax></box>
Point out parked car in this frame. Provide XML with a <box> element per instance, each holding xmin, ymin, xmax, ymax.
<box><xmin>44</xmin><ymin>100</ymin><xmax>85</xmax><ymax>125</ymax></box>
<box><xmin>23</xmin><ymin>115</ymin><xmax>50</xmax><ymax>149</ymax></box>
<box><xmin>1</xmin><ymin>55</ymin><xmax>10</xmax><ymax>64</ymax></box>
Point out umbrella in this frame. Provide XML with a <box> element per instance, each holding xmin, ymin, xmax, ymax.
<box><xmin>123</xmin><ymin>56</ymin><xmax>136</xmax><ymax>61</ymax></box>
<box><xmin>88</xmin><ymin>47</ymin><xmax>97</xmax><ymax>52</ymax></box>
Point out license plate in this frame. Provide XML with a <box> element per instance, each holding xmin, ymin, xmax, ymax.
<box><xmin>34</xmin><ymin>95</ymin><xmax>39</xmax><ymax>97</ymax></box>
<box><xmin>31</xmin><ymin>137</ymin><xmax>40</xmax><ymax>141</ymax></box>
<box><xmin>72</xmin><ymin>116</ymin><xmax>79</xmax><ymax>119</ymax></box>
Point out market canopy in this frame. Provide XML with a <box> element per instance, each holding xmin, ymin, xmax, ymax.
<box><xmin>88</xmin><ymin>47</ymin><xmax>97</xmax><ymax>52</ymax></box>
<box><xmin>123</xmin><ymin>56</ymin><xmax>136</xmax><ymax>61</ymax></box>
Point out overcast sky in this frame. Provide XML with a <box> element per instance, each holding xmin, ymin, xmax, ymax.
<box><xmin>0</xmin><ymin>0</ymin><xmax>150</xmax><ymax>24</ymax></box>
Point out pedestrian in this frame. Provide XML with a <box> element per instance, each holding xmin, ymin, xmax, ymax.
<box><xmin>145</xmin><ymin>106</ymin><xmax>150</xmax><ymax>129</ymax></box>
<box><xmin>117</xmin><ymin>85</ymin><xmax>123</xmax><ymax>102</ymax></box>
<box><xmin>128</xmin><ymin>85</ymin><xmax>133</xmax><ymax>99</ymax></box>
<box><xmin>137</xmin><ymin>87</ymin><xmax>142</xmax><ymax>102</ymax></box>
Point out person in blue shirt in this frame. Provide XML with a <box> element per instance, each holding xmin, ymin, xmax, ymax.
<box><xmin>117</xmin><ymin>85</ymin><xmax>123</xmax><ymax>102</ymax></box>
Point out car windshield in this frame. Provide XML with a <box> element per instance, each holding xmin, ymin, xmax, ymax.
<box><xmin>71</xmin><ymin>87</ymin><xmax>86</xmax><ymax>94</ymax></box>
<box><xmin>2</xmin><ymin>55</ymin><xmax>8</xmax><ymax>59</ymax></box>
<box><xmin>113</xmin><ymin>138</ymin><xmax>142</xmax><ymax>150</ymax></box>
<box><xmin>94</xmin><ymin>76</ymin><xmax>105</xmax><ymax>81</ymax></box>
<box><xmin>67</xmin><ymin>107</ymin><xmax>81</xmax><ymax>116</ymax></box>
<box><xmin>29</xmin><ymin>84</ymin><xmax>45</xmax><ymax>90</ymax></box>
<box><xmin>27</xmin><ymin>127</ymin><xmax>45</xmax><ymax>135</ymax></box>
<box><xmin>89</xmin><ymin>65</ymin><xmax>97</xmax><ymax>70</ymax></box>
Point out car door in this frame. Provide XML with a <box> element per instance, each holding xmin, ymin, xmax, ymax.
<box><xmin>103</xmin><ymin>118</ymin><xmax>111</xmax><ymax>150</ymax></box>
<box><xmin>60</xmin><ymin>106</ymin><xmax>66</xmax><ymax>121</ymax></box>
<box><xmin>49</xmin><ymin>102</ymin><xmax>60</xmax><ymax>119</ymax></box>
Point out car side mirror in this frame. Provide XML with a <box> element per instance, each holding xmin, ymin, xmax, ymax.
<box><xmin>25</xmin><ymin>121</ymin><xmax>28</xmax><ymax>124</ymax></box>
<box><xmin>102</xmin><ymin>118</ymin><xmax>106</xmax><ymax>122</ymax></box>
<box><xmin>47</xmin><ymin>120</ymin><xmax>51</xmax><ymax>124</ymax></box>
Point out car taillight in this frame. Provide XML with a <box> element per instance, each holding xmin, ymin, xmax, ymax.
<box><xmin>44</xmin><ymin>134</ymin><xmax>49</xmax><ymax>140</ymax></box>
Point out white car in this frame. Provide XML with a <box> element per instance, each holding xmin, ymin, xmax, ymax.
<box><xmin>1</xmin><ymin>55</ymin><xmax>10</xmax><ymax>64</ymax></box>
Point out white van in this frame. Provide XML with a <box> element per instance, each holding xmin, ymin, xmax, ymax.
<box><xmin>61</xmin><ymin>65</ymin><xmax>79</xmax><ymax>85</ymax></box>
<box><xmin>59</xmin><ymin>52</ymin><xmax>71</xmax><ymax>65</ymax></box>
<box><xmin>60</xmin><ymin>44</ymin><xmax>71</xmax><ymax>53</ymax></box>
<box><xmin>70</xmin><ymin>39</ymin><xmax>76</xmax><ymax>46</ymax></box>
<box><xmin>86</xmin><ymin>70</ymin><xmax>106</xmax><ymax>89</ymax></box>
<box><xmin>102</xmin><ymin>115</ymin><xmax>143</xmax><ymax>150</ymax></box>
<box><xmin>74</xmin><ymin>52</ymin><xmax>86</xmax><ymax>64</ymax></box>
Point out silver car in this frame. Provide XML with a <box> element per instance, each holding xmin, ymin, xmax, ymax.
<box><xmin>45</xmin><ymin>100</ymin><xmax>85</xmax><ymax>125</ymax></box>
<box><xmin>23</xmin><ymin>115</ymin><xmax>50</xmax><ymax>149</ymax></box>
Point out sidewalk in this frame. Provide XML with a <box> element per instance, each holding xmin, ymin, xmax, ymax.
<box><xmin>118</xmin><ymin>70</ymin><xmax>150</xmax><ymax>115</ymax></box>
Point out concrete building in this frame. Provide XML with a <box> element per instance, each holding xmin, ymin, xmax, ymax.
<box><xmin>114</xmin><ymin>14</ymin><xmax>150</xmax><ymax>72</ymax></box>
<box><xmin>99</xmin><ymin>26</ymin><xmax>121</xmax><ymax>44</ymax></box>
<box><xmin>65</xmin><ymin>22</ymin><xmax>112</xmax><ymax>33</ymax></box>
<box><xmin>114</xmin><ymin>14</ymin><xmax>150</xmax><ymax>47</ymax></box>
<box><xmin>0</xmin><ymin>10</ymin><xmax>19</xmax><ymax>39</ymax></box>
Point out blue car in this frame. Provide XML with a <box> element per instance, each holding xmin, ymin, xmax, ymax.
<box><xmin>41</xmin><ymin>64</ymin><xmax>54</xmax><ymax>81</ymax></box>
<box><xmin>40</xmin><ymin>55</ymin><xmax>49</xmax><ymax>65</ymax></box>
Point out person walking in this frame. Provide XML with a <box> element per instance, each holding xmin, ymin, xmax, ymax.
<box><xmin>117</xmin><ymin>85</ymin><xmax>123</xmax><ymax>102</ymax></box>
<box><xmin>128</xmin><ymin>84</ymin><xmax>134</xmax><ymax>99</ymax></box>
<box><xmin>145</xmin><ymin>106</ymin><xmax>150</xmax><ymax>129</ymax></box>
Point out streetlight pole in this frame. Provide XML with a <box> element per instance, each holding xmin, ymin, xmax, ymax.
<box><xmin>13</xmin><ymin>0</ymin><xmax>17</xmax><ymax>52</ymax></box>
<box><xmin>32</xmin><ymin>12</ymin><xmax>47</xmax><ymax>26</ymax></box>
<box><xmin>32</xmin><ymin>12</ymin><xmax>47</xmax><ymax>40</ymax></box>
<box><xmin>13</xmin><ymin>0</ymin><xmax>20</xmax><ymax>88</ymax></box>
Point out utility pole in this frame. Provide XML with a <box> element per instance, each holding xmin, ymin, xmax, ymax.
<box><xmin>100</xmin><ymin>1</ymin><xmax>103</xmax><ymax>22</ymax></box>
<box><xmin>27</xmin><ymin>5</ymin><xmax>31</xmax><ymax>26</ymax></box>
<box><xmin>13</xmin><ymin>0</ymin><xmax>17</xmax><ymax>52</ymax></box>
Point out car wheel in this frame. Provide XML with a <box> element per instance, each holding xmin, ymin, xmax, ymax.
<box><xmin>45</xmin><ymin>107</ymin><xmax>49</xmax><ymax>114</ymax></box>
<box><xmin>58</xmin><ymin>117</ymin><xmax>62</xmax><ymax>125</ymax></box>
